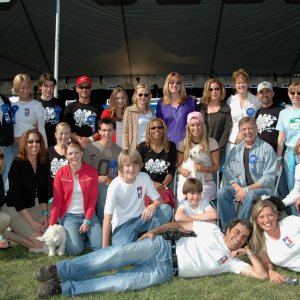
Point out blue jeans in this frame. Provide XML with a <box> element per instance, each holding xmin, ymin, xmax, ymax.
<box><xmin>2</xmin><ymin>143</ymin><xmax>18</xmax><ymax>193</ymax></box>
<box><xmin>57</xmin><ymin>235</ymin><xmax>173</xmax><ymax>296</ymax></box>
<box><xmin>217</xmin><ymin>186</ymin><xmax>269</xmax><ymax>231</ymax></box>
<box><xmin>284</xmin><ymin>147</ymin><xmax>300</xmax><ymax>215</ymax></box>
<box><xmin>112</xmin><ymin>204</ymin><xmax>173</xmax><ymax>247</ymax></box>
<box><xmin>96</xmin><ymin>183</ymin><xmax>108</xmax><ymax>225</ymax></box>
<box><xmin>60</xmin><ymin>213</ymin><xmax>102</xmax><ymax>256</ymax></box>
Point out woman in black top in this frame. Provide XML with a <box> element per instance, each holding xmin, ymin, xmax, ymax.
<box><xmin>137</xmin><ymin>118</ymin><xmax>176</xmax><ymax>208</ymax></box>
<box><xmin>3</xmin><ymin>129</ymin><xmax>49</xmax><ymax>252</ymax></box>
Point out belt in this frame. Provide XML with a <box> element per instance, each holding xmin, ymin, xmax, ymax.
<box><xmin>171</xmin><ymin>239</ymin><xmax>178</xmax><ymax>276</ymax></box>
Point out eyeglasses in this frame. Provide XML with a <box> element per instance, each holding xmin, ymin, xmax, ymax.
<box><xmin>150</xmin><ymin>126</ymin><xmax>163</xmax><ymax>130</ymax></box>
<box><xmin>78</xmin><ymin>85</ymin><xmax>91</xmax><ymax>90</ymax></box>
<box><xmin>289</xmin><ymin>91</ymin><xmax>300</xmax><ymax>96</ymax></box>
<box><xmin>27</xmin><ymin>140</ymin><xmax>41</xmax><ymax>144</ymax></box>
<box><xmin>138</xmin><ymin>93</ymin><xmax>149</xmax><ymax>97</ymax></box>
<box><xmin>209</xmin><ymin>87</ymin><xmax>220</xmax><ymax>91</ymax></box>
<box><xmin>169</xmin><ymin>81</ymin><xmax>181</xmax><ymax>85</ymax></box>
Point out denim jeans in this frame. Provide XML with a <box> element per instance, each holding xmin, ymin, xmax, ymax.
<box><xmin>284</xmin><ymin>147</ymin><xmax>300</xmax><ymax>215</ymax></box>
<box><xmin>112</xmin><ymin>204</ymin><xmax>173</xmax><ymax>247</ymax></box>
<box><xmin>57</xmin><ymin>235</ymin><xmax>173</xmax><ymax>296</ymax></box>
<box><xmin>60</xmin><ymin>213</ymin><xmax>102</xmax><ymax>256</ymax></box>
<box><xmin>2</xmin><ymin>143</ymin><xmax>18</xmax><ymax>193</ymax></box>
<box><xmin>217</xmin><ymin>186</ymin><xmax>269</xmax><ymax>231</ymax></box>
<box><xmin>96</xmin><ymin>183</ymin><xmax>108</xmax><ymax>225</ymax></box>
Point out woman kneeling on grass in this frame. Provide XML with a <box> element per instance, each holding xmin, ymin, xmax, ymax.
<box><xmin>250</xmin><ymin>199</ymin><xmax>300</xmax><ymax>283</ymax></box>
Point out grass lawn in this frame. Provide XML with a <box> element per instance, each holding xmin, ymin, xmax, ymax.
<box><xmin>1</xmin><ymin>243</ymin><xmax>300</xmax><ymax>300</ymax></box>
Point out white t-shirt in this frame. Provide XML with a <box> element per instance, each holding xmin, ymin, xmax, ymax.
<box><xmin>104</xmin><ymin>172</ymin><xmax>160</xmax><ymax>231</ymax></box>
<box><xmin>137</xmin><ymin>111</ymin><xmax>152</xmax><ymax>145</ymax></box>
<box><xmin>10</xmin><ymin>98</ymin><xmax>47</xmax><ymax>146</ymax></box>
<box><xmin>67</xmin><ymin>177</ymin><xmax>84</xmax><ymax>214</ymax></box>
<box><xmin>115</xmin><ymin>120</ymin><xmax>123</xmax><ymax>147</ymax></box>
<box><xmin>265</xmin><ymin>216</ymin><xmax>300</xmax><ymax>272</ymax></box>
<box><xmin>178</xmin><ymin>199</ymin><xmax>212</xmax><ymax>216</ymax></box>
<box><xmin>176</xmin><ymin>222</ymin><xmax>249</xmax><ymax>277</ymax></box>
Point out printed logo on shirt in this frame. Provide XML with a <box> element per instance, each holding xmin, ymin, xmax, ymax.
<box><xmin>256</xmin><ymin>114</ymin><xmax>277</xmax><ymax>134</ymax></box>
<box><xmin>25</xmin><ymin>107</ymin><xmax>30</xmax><ymax>117</ymax></box>
<box><xmin>50</xmin><ymin>158</ymin><xmax>69</xmax><ymax>177</ymax></box>
<box><xmin>44</xmin><ymin>107</ymin><xmax>56</xmax><ymax>123</ymax></box>
<box><xmin>282</xmin><ymin>236</ymin><xmax>295</xmax><ymax>248</ymax></box>
<box><xmin>145</xmin><ymin>159</ymin><xmax>170</xmax><ymax>174</ymax></box>
<box><xmin>217</xmin><ymin>255</ymin><xmax>228</xmax><ymax>265</ymax></box>
<box><xmin>73</xmin><ymin>109</ymin><xmax>96</xmax><ymax>127</ymax></box>
<box><xmin>137</xmin><ymin>186</ymin><xmax>143</xmax><ymax>198</ymax></box>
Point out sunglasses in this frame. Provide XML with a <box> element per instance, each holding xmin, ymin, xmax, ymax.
<box><xmin>78</xmin><ymin>85</ymin><xmax>91</xmax><ymax>90</ymax></box>
<box><xmin>138</xmin><ymin>93</ymin><xmax>149</xmax><ymax>97</ymax></box>
<box><xmin>209</xmin><ymin>87</ymin><xmax>220</xmax><ymax>91</ymax></box>
<box><xmin>289</xmin><ymin>91</ymin><xmax>300</xmax><ymax>96</ymax></box>
<box><xmin>27</xmin><ymin>140</ymin><xmax>41</xmax><ymax>144</ymax></box>
<box><xmin>169</xmin><ymin>81</ymin><xmax>181</xmax><ymax>85</ymax></box>
<box><xmin>150</xmin><ymin>125</ymin><xmax>163</xmax><ymax>130</ymax></box>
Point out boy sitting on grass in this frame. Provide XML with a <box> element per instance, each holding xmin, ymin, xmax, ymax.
<box><xmin>175</xmin><ymin>178</ymin><xmax>217</xmax><ymax>223</ymax></box>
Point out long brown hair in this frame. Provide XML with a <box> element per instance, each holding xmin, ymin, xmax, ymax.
<box><xmin>109</xmin><ymin>87</ymin><xmax>128</xmax><ymax>120</ymax></box>
<box><xmin>18</xmin><ymin>129</ymin><xmax>47</xmax><ymax>163</ymax></box>
<box><xmin>145</xmin><ymin>118</ymin><xmax>170</xmax><ymax>152</ymax></box>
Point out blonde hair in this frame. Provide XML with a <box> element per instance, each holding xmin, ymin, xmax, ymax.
<box><xmin>249</xmin><ymin>200</ymin><xmax>278</xmax><ymax>256</ymax></box>
<box><xmin>118</xmin><ymin>149</ymin><xmax>143</xmax><ymax>172</ymax></box>
<box><xmin>288</xmin><ymin>82</ymin><xmax>300</xmax><ymax>93</ymax></box>
<box><xmin>132</xmin><ymin>83</ymin><xmax>152</xmax><ymax>109</ymax></box>
<box><xmin>11</xmin><ymin>74</ymin><xmax>32</xmax><ymax>96</ymax></box>
<box><xmin>145</xmin><ymin>118</ymin><xmax>170</xmax><ymax>152</ymax></box>
<box><xmin>55</xmin><ymin>122</ymin><xmax>71</xmax><ymax>143</ymax></box>
<box><xmin>162</xmin><ymin>72</ymin><xmax>187</xmax><ymax>105</ymax></box>
<box><xmin>183</xmin><ymin>121</ymin><xmax>209</xmax><ymax>161</ymax></box>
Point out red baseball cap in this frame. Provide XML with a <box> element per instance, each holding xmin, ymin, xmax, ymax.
<box><xmin>76</xmin><ymin>76</ymin><xmax>92</xmax><ymax>86</ymax></box>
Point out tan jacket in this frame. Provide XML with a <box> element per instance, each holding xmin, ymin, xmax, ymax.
<box><xmin>122</xmin><ymin>104</ymin><xmax>153</xmax><ymax>150</ymax></box>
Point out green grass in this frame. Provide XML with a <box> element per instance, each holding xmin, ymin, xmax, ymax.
<box><xmin>1</xmin><ymin>244</ymin><xmax>300</xmax><ymax>300</ymax></box>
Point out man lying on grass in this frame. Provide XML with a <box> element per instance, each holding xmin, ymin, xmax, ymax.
<box><xmin>34</xmin><ymin>219</ymin><xmax>267</xmax><ymax>298</ymax></box>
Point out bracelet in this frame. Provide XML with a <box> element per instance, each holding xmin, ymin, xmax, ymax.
<box><xmin>247</xmin><ymin>251</ymin><xmax>254</xmax><ymax>257</ymax></box>
<box><xmin>88</xmin><ymin>136</ymin><xmax>94</xmax><ymax>143</ymax></box>
<box><xmin>41</xmin><ymin>211</ymin><xmax>49</xmax><ymax>215</ymax></box>
<box><xmin>244</xmin><ymin>186</ymin><xmax>249</xmax><ymax>192</ymax></box>
<box><xmin>277</xmin><ymin>156</ymin><xmax>283</xmax><ymax>161</ymax></box>
<box><xmin>0</xmin><ymin>235</ymin><xmax>5</xmax><ymax>241</ymax></box>
<box><xmin>83</xmin><ymin>219</ymin><xmax>91</xmax><ymax>225</ymax></box>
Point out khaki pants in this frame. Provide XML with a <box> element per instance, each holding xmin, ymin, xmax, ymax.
<box><xmin>0</xmin><ymin>211</ymin><xmax>11</xmax><ymax>237</ymax></box>
<box><xmin>2</xmin><ymin>204</ymin><xmax>42</xmax><ymax>239</ymax></box>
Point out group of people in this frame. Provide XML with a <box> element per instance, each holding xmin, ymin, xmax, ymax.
<box><xmin>0</xmin><ymin>69</ymin><xmax>300</xmax><ymax>298</ymax></box>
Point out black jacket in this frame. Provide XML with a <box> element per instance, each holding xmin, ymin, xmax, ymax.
<box><xmin>5</xmin><ymin>159</ymin><xmax>49</xmax><ymax>211</ymax></box>
<box><xmin>0</xmin><ymin>94</ymin><xmax>14</xmax><ymax>146</ymax></box>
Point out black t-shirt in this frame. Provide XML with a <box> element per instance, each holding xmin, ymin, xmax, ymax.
<box><xmin>255</xmin><ymin>104</ymin><xmax>283</xmax><ymax>152</ymax></box>
<box><xmin>38</xmin><ymin>97</ymin><xmax>63</xmax><ymax>146</ymax></box>
<box><xmin>137</xmin><ymin>141</ymin><xmax>177</xmax><ymax>183</ymax></box>
<box><xmin>64</xmin><ymin>101</ymin><xmax>101</xmax><ymax>137</ymax></box>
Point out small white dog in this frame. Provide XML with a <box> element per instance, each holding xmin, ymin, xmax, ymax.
<box><xmin>177</xmin><ymin>144</ymin><xmax>211</xmax><ymax>200</ymax></box>
<box><xmin>36</xmin><ymin>225</ymin><xmax>67</xmax><ymax>257</ymax></box>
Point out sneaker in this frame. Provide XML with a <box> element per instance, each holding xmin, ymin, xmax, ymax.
<box><xmin>34</xmin><ymin>265</ymin><xmax>58</xmax><ymax>282</ymax></box>
<box><xmin>38</xmin><ymin>279</ymin><xmax>62</xmax><ymax>299</ymax></box>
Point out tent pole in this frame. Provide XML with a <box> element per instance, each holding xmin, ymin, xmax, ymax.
<box><xmin>54</xmin><ymin>0</ymin><xmax>61</xmax><ymax>97</ymax></box>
